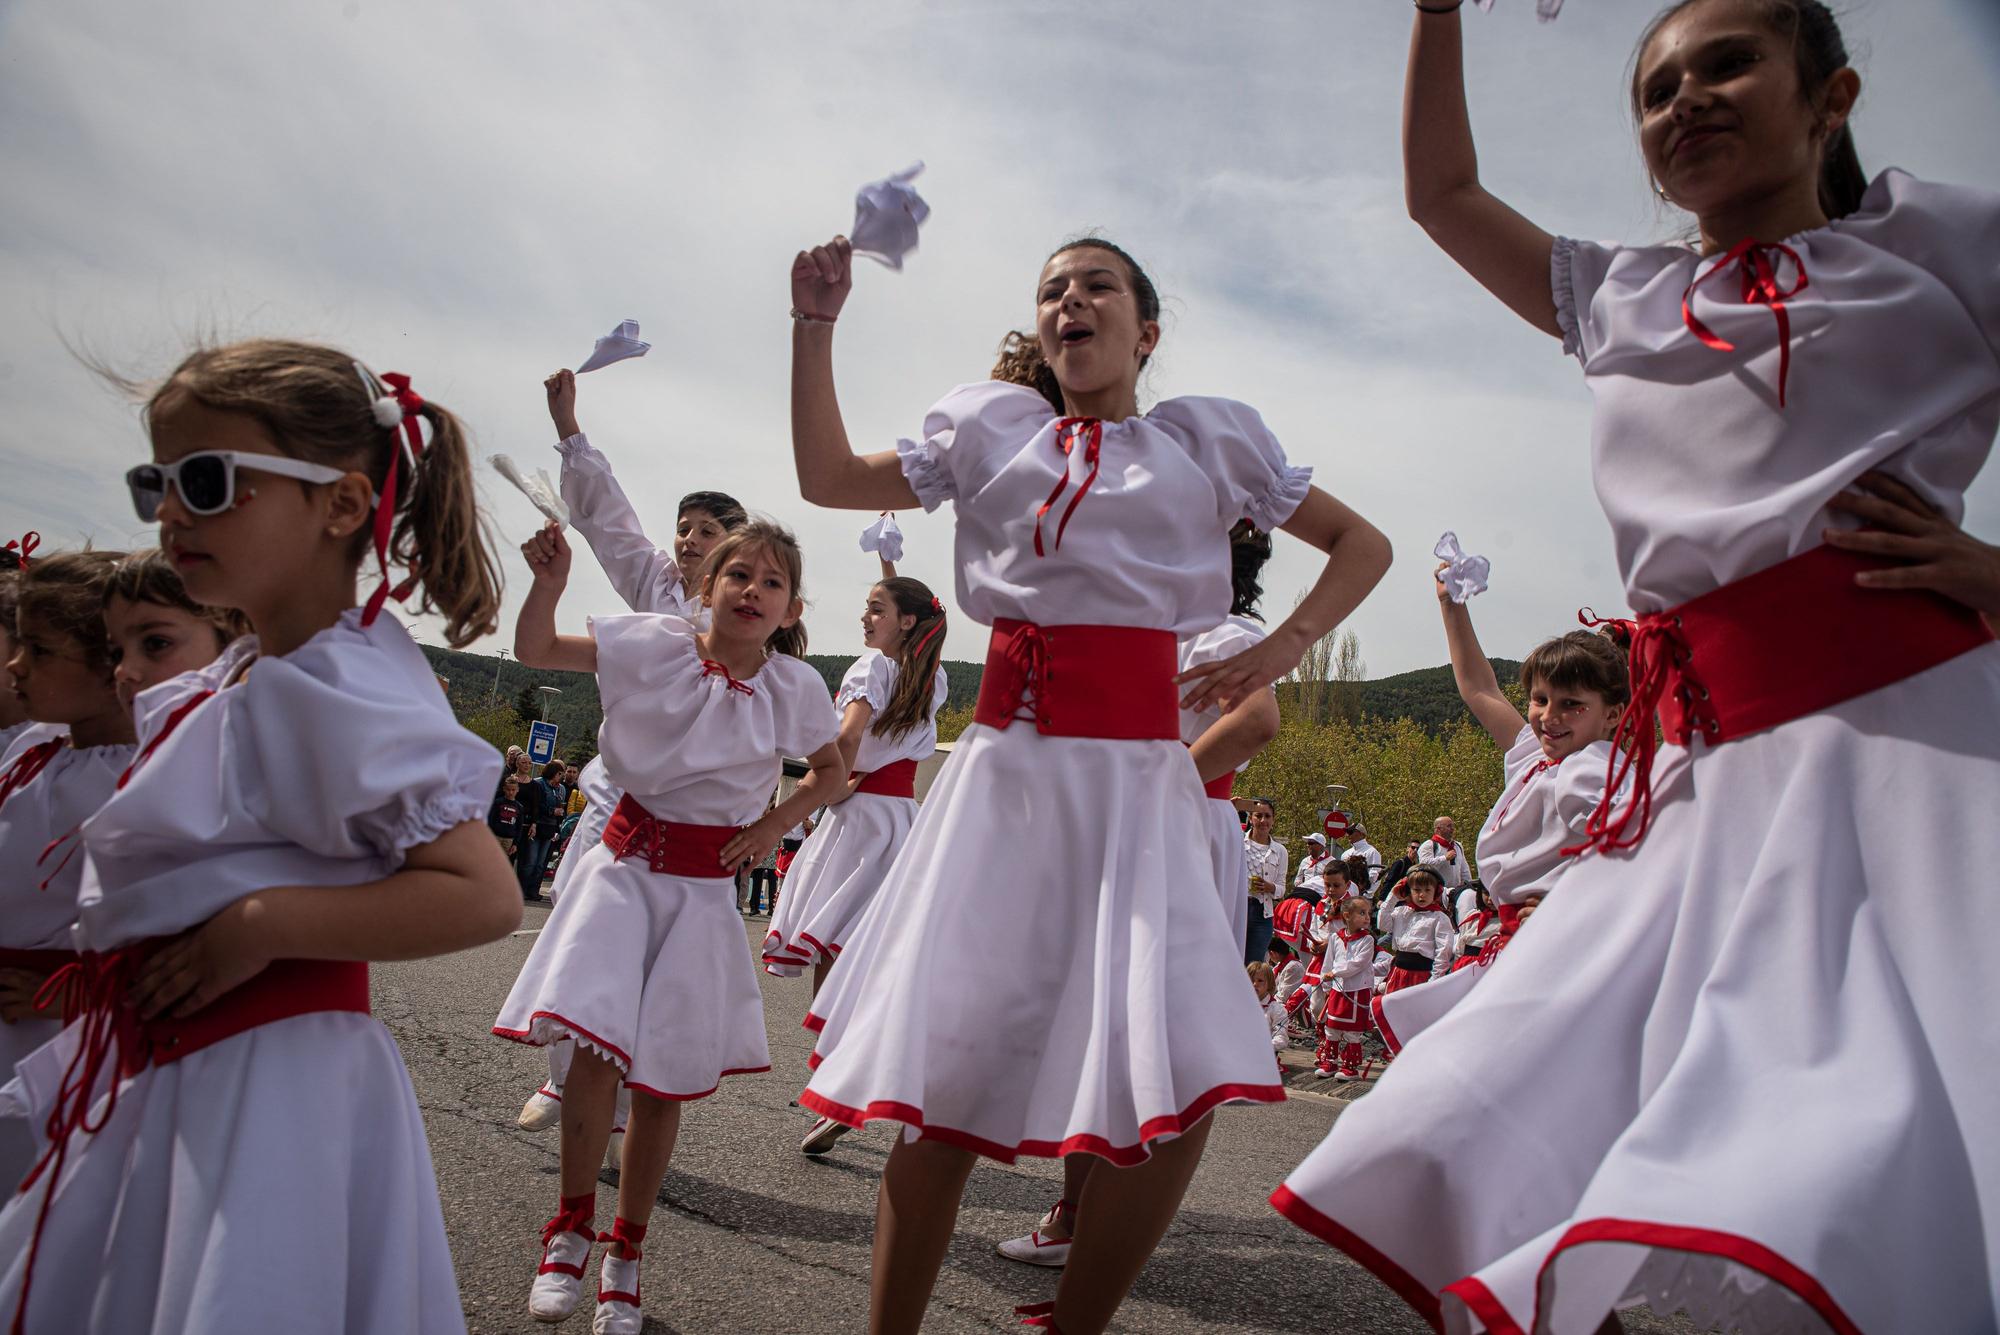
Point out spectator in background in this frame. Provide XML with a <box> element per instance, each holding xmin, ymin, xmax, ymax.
<box><xmin>1291</xmin><ymin>832</ymin><xmax>1334</xmax><ymax>907</ymax></box>
<box><xmin>513</xmin><ymin>765</ymin><xmax>549</xmax><ymax>901</ymax></box>
<box><xmin>1380</xmin><ymin>841</ymin><xmax>1421</xmax><ymax>905</ymax></box>
<box><xmin>564</xmin><ymin>766</ymin><xmax>586</xmax><ymax>818</ymax></box>
<box><xmin>1345</xmin><ymin>821</ymin><xmax>1383</xmax><ymax>890</ymax></box>
<box><xmin>1342</xmin><ymin>855</ymin><xmax>1374</xmax><ymax>908</ymax></box>
<box><xmin>498</xmin><ymin>745</ymin><xmax>525</xmax><ymax>799</ymax></box>
<box><xmin>1419</xmin><ymin>815</ymin><xmax>1470</xmax><ymax>891</ymax></box>
<box><xmin>1243</xmin><ymin>798</ymin><xmax>1286</xmax><ymax>965</ymax></box>
<box><xmin>490</xmin><ymin>774</ymin><xmax>525</xmax><ymax>860</ymax></box>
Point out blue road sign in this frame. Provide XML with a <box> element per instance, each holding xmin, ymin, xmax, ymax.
<box><xmin>528</xmin><ymin>720</ymin><xmax>559</xmax><ymax>766</ymax></box>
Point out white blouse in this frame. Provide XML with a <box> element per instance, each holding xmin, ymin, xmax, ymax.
<box><xmin>1555</xmin><ymin>170</ymin><xmax>2000</xmax><ymax>610</ymax></box>
<box><xmin>75</xmin><ymin>611</ymin><xmax>497</xmax><ymax>951</ymax></box>
<box><xmin>897</xmin><ymin>382</ymin><xmax>1312</xmax><ymax>633</ymax></box>
<box><xmin>557</xmin><ymin>431</ymin><xmax>703</xmax><ymax>620</ymax></box>
<box><xmin>833</xmin><ymin>651</ymin><xmax>949</xmax><ymax>773</ymax></box>
<box><xmin>1323</xmin><ymin>929</ymin><xmax>1377</xmax><ymax>994</ymax></box>
<box><xmin>1178</xmin><ymin>615</ymin><xmax>1272</xmax><ymax>755</ymax></box>
<box><xmin>1378</xmin><ymin>901</ymin><xmax>1456</xmax><ymax>974</ymax></box>
<box><xmin>1474</xmin><ymin>726</ymin><xmax>1619</xmax><ymax>906</ymax></box>
<box><xmin>0</xmin><ymin>738</ymin><xmax>133</xmax><ymax>950</ymax></box>
<box><xmin>1243</xmin><ymin>837</ymin><xmax>1288</xmax><ymax>923</ymax></box>
<box><xmin>592</xmin><ymin>615</ymin><xmax>839</xmax><ymax>827</ymax></box>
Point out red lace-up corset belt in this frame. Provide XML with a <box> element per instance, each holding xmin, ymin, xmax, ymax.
<box><xmin>973</xmin><ymin>619</ymin><xmax>1180</xmax><ymax>740</ymax></box>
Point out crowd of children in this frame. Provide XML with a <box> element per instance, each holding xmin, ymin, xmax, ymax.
<box><xmin>0</xmin><ymin>2</ymin><xmax>1996</xmax><ymax>1331</ymax></box>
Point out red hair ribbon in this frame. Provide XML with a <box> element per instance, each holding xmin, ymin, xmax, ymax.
<box><xmin>1033</xmin><ymin>418</ymin><xmax>1103</xmax><ymax>557</ymax></box>
<box><xmin>908</xmin><ymin>597</ymin><xmax>947</xmax><ymax>662</ymax></box>
<box><xmin>360</xmin><ymin>371</ymin><xmax>428</xmax><ymax>627</ymax></box>
<box><xmin>1681</xmin><ymin>239</ymin><xmax>1809</xmax><ymax>408</ymax></box>
<box><xmin>2</xmin><ymin>532</ymin><xmax>40</xmax><ymax>569</ymax></box>
<box><xmin>699</xmin><ymin>659</ymin><xmax>756</xmax><ymax>697</ymax></box>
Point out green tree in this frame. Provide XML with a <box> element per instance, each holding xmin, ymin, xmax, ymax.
<box><xmin>460</xmin><ymin>705</ymin><xmax>527</xmax><ymax>758</ymax></box>
<box><xmin>513</xmin><ymin>684</ymin><xmax>543</xmax><ymax>729</ymax></box>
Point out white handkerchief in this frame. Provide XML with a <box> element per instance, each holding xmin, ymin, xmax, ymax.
<box><xmin>575</xmin><ymin>319</ymin><xmax>650</xmax><ymax>375</ymax></box>
<box><xmin>491</xmin><ymin>455</ymin><xmax>572</xmax><ymax>527</ymax></box>
<box><xmin>859</xmin><ymin>512</ymin><xmax>905</xmax><ymax>563</ymax></box>
<box><xmin>1472</xmin><ymin>0</ymin><xmax>1563</xmax><ymax>18</ymax></box>
<box><xmin>851</xmin><ymin>163</ymin><xmax>931</xmax><ymax>271</ymax></box>
<box><xmin>1434</xmin><ymin>531</ymin><xmax>1491</xmax><ymax>604</ymax></box>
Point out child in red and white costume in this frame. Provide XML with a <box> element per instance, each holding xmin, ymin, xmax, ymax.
<box><xmin>0</xmin><ymin>342</ymin><xmax>522</xmax><ymax>1335</ymax></box>
<box><xmin>0</xmin><ymin>553</ymin><xmax>138</xmax><ymax>1192</ymax></box>
<box><xmin>514</xmin><ymin>370</ymin><xmax>747</xmax><ymax>1152</ymax></box>
<box><xmin>787</xmin><ymin>232</ymin><xmax>1389</xmax><ymax>1333</ymax></box>
<box><xmin>1371</xmin><ymin>567</ymin><xmax>1630</xmax><ymax>1057</ymax></box>
<box><xmin>1275</xmin><ymin>4</ymin><xmax>2000</xmax><ymax>1331</ymax></box>
<box><xmin>494</xmin><ymin>521</ymin><xmax>842</xmax><ymax>1334</ymax></box>
<box><xmin>1311</xmin><ymin>897</ymin><xmax>1379</xmax><ymax>1081</ymax></box>
<box><xmin>1374</xmin><ymin>866</ymin><xmax>1454</xmax><ymax>993</ymax></box>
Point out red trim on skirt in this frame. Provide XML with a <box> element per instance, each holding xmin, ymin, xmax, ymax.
<box><xmin>1369</xmin><ymin>994</ymin><xmax>1404</xmax><ymax>1054</ymax></box>
<box><xmin>492</xmin><ymin>1010</ymin><xmax>634</xmax><ymax>1069</ymax></box>
<box><xmin>1381</xmin><ymin>965</ymin><xmax>1431</xmax><ymax>994</ymax></box>
<box><xmin>1320</xmin><ymin>988</ymin><xmax>1373</xmax><ymax>1034</ymax></box>
<box><xmin>1269</xmin><ymin>1185</ymin><xmax>1443</xmax><ymax>1332</ymax></box>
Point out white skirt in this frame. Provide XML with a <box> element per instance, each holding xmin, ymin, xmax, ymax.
<box><xmin>800</xmin><ymin>722</ymin><xmax>1284</xmax><ymax>1166</ymax></box>
<box><xmin>1204</xmin><ymin>797</ymin><xmax>1249</xmax><ymax>951</ymax></box>
<box><xmin>1371</xmin><ymin>949</ymin><xmax>1491</xmax><ymax>1054</ymax></box>
<box><xmin>0</xmin><ymin>1012</ymin><xmax>464</xmax><ymax>1335</ymax></box>
<box><xmin>494</xmin><ymin>840</ymin><xmax>770</xmax><ymax>1100</ymax></box>
<box><xmin>1275</xmin><ymin>644</ymin><xmax>2000</xmax><ymax>1335</ymax></box>
<box><xmin>0</xmin><ymin>1017</ymin><xmax>60</xmax><ymax>1195</ymax></box>
<box><xmin>761</xmin><ymin>792</ymin><xmax>916</xmax><ymax>977</ymax></box>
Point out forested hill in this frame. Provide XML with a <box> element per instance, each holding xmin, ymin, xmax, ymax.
<box><xmin>420</xmin><ymin>643</ymin><xmax>1514</xmax><ymax>756</ymax></box>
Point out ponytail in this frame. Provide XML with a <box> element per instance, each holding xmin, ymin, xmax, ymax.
<box><xmin>991</xmin><ymin>331</ymin><xmax>1065</xmax><ymax>414</ymax></box>
<box><xmin>400</xmin><ymin>400</ymin><xmax>503</xmax><ymax>647</ymax></box>
<box><xmin>1818</xmin><ymin>122</ymin><xmax>1868</xmax><ymax>220</ymax></box>
<box><xmin>1229</xmin><ymin>519</ymin><xmax>1273</xmax><ymax>620</ymax></box>
<box><xmin>871</xmin><ymin>577</ymin><xmax>947</xmax><ymax>740</ymax></box>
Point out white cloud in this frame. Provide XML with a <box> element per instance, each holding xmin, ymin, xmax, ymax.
<box><xmin>1</xmin><ymin>0</ymin><xmax>1994</xmax><ymax>677</ymax></box>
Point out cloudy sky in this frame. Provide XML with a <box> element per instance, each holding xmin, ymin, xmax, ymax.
<box><xmin>3</xmin><ymin>0</ymin><xmax>1996</xmax><ymax>678</ymax></box>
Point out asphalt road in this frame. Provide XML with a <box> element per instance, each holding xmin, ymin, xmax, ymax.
<box><xmin>382</xmin><ymin>906</ymin><xmax>1693</xmax><ymax>1334</ymax></box>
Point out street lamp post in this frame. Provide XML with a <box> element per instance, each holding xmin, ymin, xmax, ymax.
<box><xmin>538</xmin><ymin>686</ymin><xmax>563</xmax><ymax>721</ymax></box>
<box><xmin>488</xmin><ymin>649</ymin><xmax>509</xmax><ymax>709</ymax></box>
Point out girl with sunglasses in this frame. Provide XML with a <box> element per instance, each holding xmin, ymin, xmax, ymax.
<box><xmin>0</xmin><ymin>338</ymin><xmax>520</xmax><ymax>1335</ymax></box>
<box><xmin>0</xmin><ymin>552</ymin><xmax>137</xmax><ymax>1194</ymax></box>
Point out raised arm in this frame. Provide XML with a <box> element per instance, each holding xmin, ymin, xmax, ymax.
<box><xmin>513</xmin><ymin>523</ymin><xmax>598</xmax><ymax>675</ymax></box>
<box><xmin>1177</xmin><ymin>487</ymin><xmax>1394</xmax><ymax>713</ymax></box>
<box><xmin>1436</xmin><ymin>562</ymin><xmax>1526</xmax><ymax>748</ymax></box>
<box><xmin>1188</xmin><ymin>686</ymin><xmax>1280</xmax><ymax>786</ymax></box>
<box><xmin>545</xmin><ymin>370</ymin><xmax>682</xmax><ymax>614</ymax></box>
<box><xmin>1404</xmin><ymin>5</ymin><xmax>1562</xmax><ymax>337</ymax></box>
<box><xmin>790</xmin><ymin>236</ymin><xmax>924</xmax><ymax>511</ymax></box>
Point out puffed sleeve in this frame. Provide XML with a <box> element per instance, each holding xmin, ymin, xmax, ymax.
<box><xmin>1836</xmin><ymin>170</ymin><xmax>2000</xmax><ymax>364</ymax></box>
<box><xmin>768</xmin><ymin>657</ymin><xmax>842</xmax><ymax>759</ymax></box>
<box><xmin>589</xmin><ymin>613</ymin><xmax>701</xmax><ymax>714</ymax></box>
<box><xmin>833</xmin><ymin>652</ymin><xmax>892</xmax><ymax>715</ymax></box>
<box><xmin>1145</xmin><ymin>397</ymin><xmax>1313</xmax><ymax>533</ymax></box>
<box><xmin>235</xmin><ymin>622</ymin><xmax>501</xmax><ymax>865</ymax></box>
<box><xmin>896</xmin><ymin>381</ymin><xmax>1056</xmax><ymax>513</ymax></box>
<box><xmin>556</xmin><ymin>433</ymin><xmax>688</xmax><ymax>615</ymax></box>
<box><xmin>1551</xmin><ymin>236</ymin><xmax>1623</xmax><ymax>365</ymax></box>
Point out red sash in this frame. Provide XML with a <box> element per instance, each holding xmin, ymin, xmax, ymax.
<box><xmin>1576</xmin><ymin>545</ymin><xmax>1995</xmax><ymax>855</ymax></box>
<box><xmin>972</xmin><ymin>619</ymin><xmax>1178</xmax><ymax>740</ymax></box>
<box><xmin>853</xmin><ymin>758</ymin><xmax>918</xmax><ymax>799</ymax></box>
<box><xmin>1203</xmin><ymin>771</ymin><xmax>1236</xmax><ymax>801</ymax></box>
<box><xmin>601</xmin><ymin>794</ymin><xmax>738</xmax><ymax>878</ymax></box>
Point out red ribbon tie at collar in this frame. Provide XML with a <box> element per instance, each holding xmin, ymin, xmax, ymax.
<box><xmin>1682</xmin><ymin>239</ymin><xmax>1809</xmax><ymax>408</ymax></box>
<box><xmin>699</xmin><ymin>659</ymin><xmax>756</xmax><ymax>697</ymax></box>
<box><xmin>1034</xmin><ymin>418</ymin><xmax>1104</xmax><ymax>557</ymax></box>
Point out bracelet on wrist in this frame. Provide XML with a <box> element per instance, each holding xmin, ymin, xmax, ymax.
<box><xmin>790</xmin><ymin>308</ymin><xmax>837</xmax><ymax>326</ymax></box>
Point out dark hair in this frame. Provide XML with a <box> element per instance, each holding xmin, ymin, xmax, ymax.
<box><xmin>698</xmin><ymin>519</ymin><xmax>809</xmax><ymax>658</ymax></box>
<box><xmin>1324</xmin><ymin>860</ymin><xmax>1349</xmax><ymax>883</ymax></box>
<box><xmin>677</xmin><ymin>491</ymin><xmax>747</xmax><ymax>530</ymax></box>
<box><xmin>1406</xmin><ymin>866</ymin><xmax>1445</xmax><ymax>895</ymax></box>
<box><xmin>104</xmin><ymin>549</ymin><xmax>251</xmax><ymax>647</ymax></box>
<box><xmin>1343</xmin><ymin>856</ymin><xmax>1372</xmax><ymax>891</ymax></box>
<box><xmin>1250</xmin><ymin>797</ymin><xmax>1276</xmax><ymax>815</ymax></box>
<box><xmin>1519</xmin><ymin>629</ymin><xmax>1632</xmax><ymax>707</ymax></box>
<box><xmin>989</xmin><ymin>238</ymin><xmax>1163</xmax><ymax>416</ymax></box>
<box><xmin>17</xmin><ymin>550</ymin><xmax>127</xmax><ymax>676</ymax></box>
<box><xmin>542</xmin><ymin>760</ymin><xmax>565</xmax><ymax>781</ymax></box>
<box><xmin>0</xmin><ymin>573</ymin><xmax>18</xmax><ymax>649</ymax></box>
<box><xmin>1268</xmin><ymin>937</ymin><xmax>1294</xmax><ymax>959</ymax></box>
<box><xmin>870</xmin><ymin>576</ymin><xmax>947</xmax><ymax>741</ymax></box>
<box><xmin>140</xmin><ymin>339</ymin><xmax>503</xmax><ymax>647</ymax></box>
<box><xmin>1633</xmin><ymin>0</ymin><xmax>1866</xmax><ymax>219</ymax></box>
<box><xmin>1229</xmin><ymin>519</ymin><xmax>1273</xmax><ymax>620</ymax></box>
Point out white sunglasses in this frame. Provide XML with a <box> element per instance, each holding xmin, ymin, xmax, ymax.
<box><xmin>125</xmin><ymin>451</ymin><xmax>356</xmax><ymax>522</ymax></box>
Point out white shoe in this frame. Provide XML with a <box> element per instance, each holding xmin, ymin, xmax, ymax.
<box><xmin>800</xmin><ymin>1115</ymin><xmax>851</xmax><ymax>1156</ymax></box>
<box><xmin>604</xmin><ymin>1127</ymin><xmax>625</xmax><ymax>1172</ymax></box>
<box><xmin>996</xmin><ymin>1227</ymin><xmax>1073</xmax><ymax>1268</ymax></box>
<box><xmin>527</xmin><ymin>1223</ymin><xmax>593</xmax><ymax>1322</ymax></box>
<box><xmin>593</xmin><ymin>1250</ymin><xmax>644</xmax><ymax>1335</ymax></box>
<box><xmin>518</xmin><ymin>1089</ymin><xmax>562</xmax><ymax>1132</ymax></box>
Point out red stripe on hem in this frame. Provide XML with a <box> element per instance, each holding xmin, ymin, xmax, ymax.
<box><xmin>796</xmin><ymin>1081</ymin><xmax>1283</xmax><ymax>1168</ymax></box>
<box><xmin>1515</xmin><ymin>1217</ymin><xmax>1866</xmax><ymax>1335</ymax></box>
<box><xmin>801</xmin><ymin>1011</ymin><xmax>827</xmax><ymax>1034</ymax></box>
<box><xmin>1269</xmin><ymin>1184</ymin><xmax>1443</xmax><ymax>1331</ymax></box>
<box><xmin>1370</xmin><ymin>995</ymin><xmax>1403</xmax><ymax>1055</ymax></box>
<box><xmin>1441</xmin><ymin>1274</ymin><xmax>1522</xmax><ymax>1335</ymax></box>
<box><xmin>491</xmin><ymin>1011</ymin><xmax>633</xmax><ymax>1069</ymax></box>
<box><xmin>624</xmin><ymin>1066</ymin><xmax>771</xmax><ymax>1103</ymax></box>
